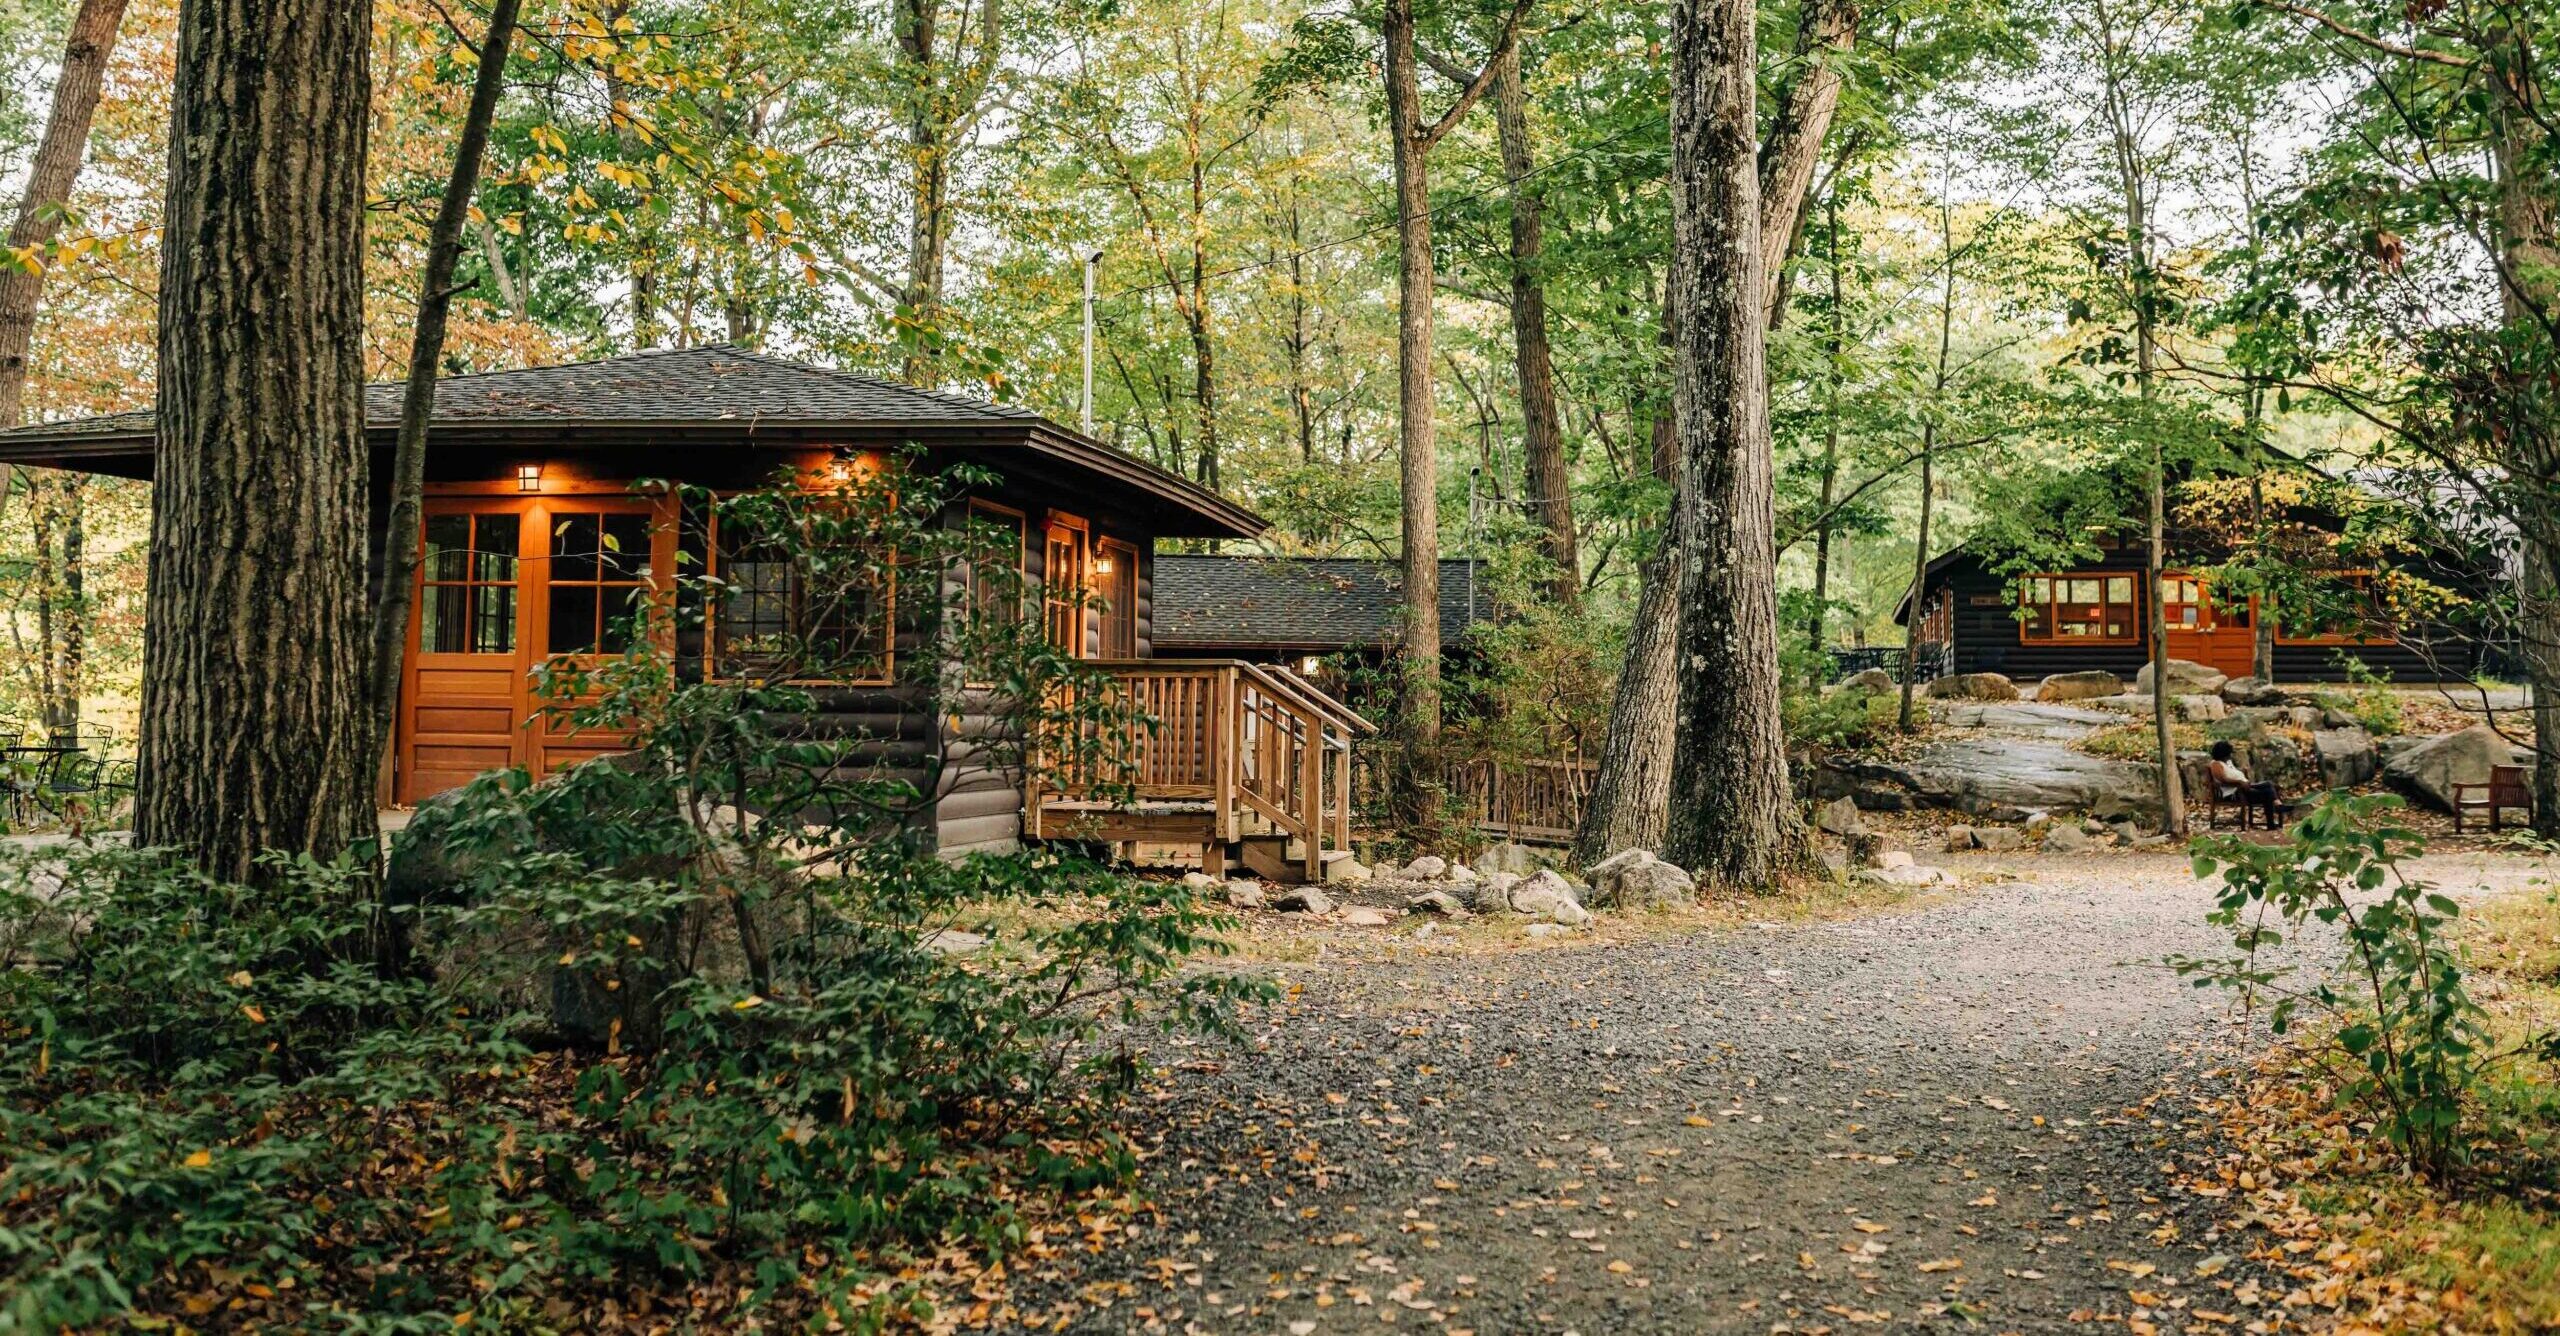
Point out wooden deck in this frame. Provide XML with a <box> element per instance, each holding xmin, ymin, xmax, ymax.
<box><xmin>1026</xmin><ymin>659</ymin><xmax>1373</xmax><ymax>881</ymax></box>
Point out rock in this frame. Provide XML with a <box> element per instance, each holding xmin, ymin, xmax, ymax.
<box><xmin>1340</xmin><ymin>906</ymin><xmax>1392</xmax><ymax>927</ymax></box>
<box><xmin>1522</xmin><ymin>922</ymin><xmax>1576</xmax><ymax>939</ymax></box>
<box><xmin>2384</xmin><ymin>724</ymin><xmax>2531</xmax><ymax>813</ymax></box>
<box><xmin>1838</xmin><ymin>667</ymin><xmax>1899</xmax><ymax>696</ymax></box>
<box><xmin>1445</xmin><ymin>863</ymin><xmax>1478</xmax><ymax>885</ymax></box>
<box><xmin>1974</xmin><ymin>827</ymin><xmax>2023</xmax><ymax>852</ymax></box>
<box><xmin>2134</xmin><ymin>658</ymin><xmax>2229</xmax><ymax>698</ymax></box>
<box><xmin>1509</xmin><ymin>869</ymin><xmax>1591</xmax><ymax>925</ymax></box>
<box><xmin>2022</xmin><ymin>810</ymin><xmax>2053</xmax><ymax>835</ymax></box>
<box><xmin>1271</xmin><ymin>887</ymin><xmax>1335</xmax><ymax>915</ymax></box>
<box><xmin>2038</xmin><ymin>669</ymin><xmax>2125</xmax><ymax>703</ymax></box>
<box><xmin>2314</xmin><ymin>725</ymin><xmax>2379</xmax><ymax>789</ymax></box>
<box><xmin>2042</xmin><ymin>822</ymin><xmax>2091</xmax><ymax>852</ymax></box>
<box><xmin>1399</xmin><ymin>855</ymin><xmax>1448</xmax><ymax>881</ymax></box>
<box><xmin>1820</xmin><ymin>738</ymin><xmax>2159</xmax><ymax>817</ymax></box>
<box><xmin>1815</xmin><ymin>795</ymin><xmax>1868</xmax><ymax>836</ymax></box>
<box><xmin>2175</xmin><ymin>694</ymin><xmax>2228</xmax><ymax>723</ymax></box>
<box><xmin>1817</xmin><ymin>847</ymin><xmax>1851</xmax><ymax>876</ymax></box>
<box><xmin>924</xmin><ymin>928</ymin><xmax>989</xmax><ymax>955</ymax></box>
<box><xmin>1471</xmin><ymin>871</ymin><xmax>1522</xmax><ymax>912</ymax></box>
<box><xmin>1323</xmin><ymin>857</ymin><xmax>1372</xmax><ymax>885</ymax></box>
<box><xmin>2322</xmin><ymin>707</ymin><xmax>2359</xmax><ymax>730</ymax></box>
<box><xmin>1225</xmin><ymin>882</ymin><xmax>1267</xmax><ymax>911</ymax></box>
<box><xmin>1856</xmin><ymin>862</ymin><xmax>1954</xmax><ymax>888</ymax></box>
<box><xmin>1934</xmin><ymin>701</ymin><xmax>2124</xmax><ymax>739</ymax></box>
<box><xmin>1476</xmin><ymin>841</ymin><xmax>1546</xmax><ymax>875</ymax></box>
<box><xmin>1926</xmin><ymin>671</ymin><xmax>2020</xmax><ymax>701</ymax></box>
<box><xmin>1407</xmin><ymin>889</ymin><xmax>1470</xmax><ymax>917</ymax></box>
<box><xmin>2222</xmin><ymin>676</ymin><xmax>2288</xmax><ymax>706</ymax></box>
<box><xmin>2110</xmin><ymin>820</ymin><xmax>2142</xmax><ymax>845</ymax></box>
<box><xmin>1845</xmin><ymin>831</ymin><xmax>1883</xmax><ymax>867</ymax></box>
<box><xmin>1586</xmin><ymin>849</ymin><xmax>1695</xmax><ymax>911</ymax></box>
<box><xmin>1180</xmin><ymin>871</ymin><xmax>1220</xmax><ymax>890</ymax></box>
<box><xmin>1877</xmin><ymin>849</ymin><xmax>1915</xmax><ymax>870</ymax></box>
<box><xmin>1943</xmin><ymin>825</ymin><xmax>1977</xmax><ymax>852</ymax></box>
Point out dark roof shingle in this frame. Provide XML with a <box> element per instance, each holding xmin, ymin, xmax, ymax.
<box><xmin>1151</xmin><ymin>554</ymin><xmax>1490</xmax><ymax>652</ymax></box>
<box><xmin>0</xmin><ymin>344</ymin><xmax>1040</xmax><ymax>445</ymax></box>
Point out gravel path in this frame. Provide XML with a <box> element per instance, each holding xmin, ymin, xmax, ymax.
<box><xmin>1027</xmin><ymin>851</ymin><xmax>2547</xmax><ymax>1335</ymax></box>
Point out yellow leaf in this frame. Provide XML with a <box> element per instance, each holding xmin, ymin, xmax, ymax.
<box><xmin>1605</xmin><ymin>1260</ymin><xmax>1632</xmax><ymax>1274</ymax></box>
<box><xmin>734</xmin><ymin>995</ymin><xmax>766</xmax><ymax>1010</ymax></box>
<box><xmin>228</xmin><ymin>970</ymin><xmax>254</xmax><ymax>988</ymax></box>
<box><xmin>1684</xmin><ymin>1115</ymin><xmax>1713</xmax><ymax>1127</ymax></box>
<box><xmin>2107</xmin><ymin>1259</ymin><xmax>2158</xmax><ymax>1278</ymax></box>
<box><xmin>241</xmin><ymin>1004</ymin><xmax>267</xmax><ymax>1024</ymax></box>
<box><xmin>1919</xmin><ymin>1258</ymin><xmax>1963</xmax><ymax>1273</ymax></box>
<box><xmin>184</xmin><ymin>1149</ymin><xmax>213</xmax><ymax>1168</ymax></box>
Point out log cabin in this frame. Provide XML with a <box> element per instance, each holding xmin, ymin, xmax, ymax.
<box><xmin>0</xmin><ymin>345</ymin><xmax>1370</xmax><ymax>879</ymax></box>
<box><xmin>1893</xmin><ymin>535</ymin><xmax>2492</xmax><ymax>685</ymax></box>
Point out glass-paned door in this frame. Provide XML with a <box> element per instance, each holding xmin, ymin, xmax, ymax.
<box><xmin>528</xmin><ymin>502</ymin><xmax>667</xmax><ymax>782</ymax></box>
<box><xmin>1044</xmin><ymin>521</ymin><xmax>1089</xmax><ymax>657</ymax></box>
<box><xmin>401</xmin><ymin>506</ymin><xmax>530</xmax><ymax>803</ymax></box>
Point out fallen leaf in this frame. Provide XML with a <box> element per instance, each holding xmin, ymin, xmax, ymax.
<box><xmin>1919</xmin><ymin>1258</ymin><xmax>1963</xmax><ymax>1273</ymax></box>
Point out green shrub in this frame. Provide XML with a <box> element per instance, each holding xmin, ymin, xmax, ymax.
<box><xmin>0</xmin><ymin>463</ymin><xmax>1268</xmax><ymax>1328</ymax></box>
<box><xmin>2173</xmin><ymin>793</ymin><xmax>2560</xmax><ymax>1183</ymax></box>
<box><xmin>1785</xmin><ymin>686</ymin><xmax>1897</xmax><ymax>750</ymax></box>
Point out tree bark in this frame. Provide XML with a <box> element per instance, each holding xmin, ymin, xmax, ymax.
<box><xmin>1494</xmin><ymin>45</ymin><xmax>1576</xmax><ymax>605</ymax></box>
<box><xmin>895</xmin><ymin>0</ymin><xmax>1000</xmax><ymax>387</ymax></box>
<box><xmin>1898</xmin><ymin>198</ymin><xmax>1955</xmax><ymax>732</ymax></box>
<box><xmin>0</xmin><ymin>0</ymin><xmax>129</xmax><ymax>508</ymax></box>
<box><xmin>138</xmin><ymin>0</ymin><xmax>378</xmax><ymax>879</ymax></box>
<box><xmin>1807</xmin><ymin>197</ymin><xmax>1844</xmax><ymax>658</ymax></box>
<box><xmin>2489</xmin><ymin>49</ymin><xmax>2560</xmax><ymax>834</ymax></box>
<box><xmin>1661</xmin><ymin>0</ymin><xmax>1807</xmax><ymax>888</ymax></box>
<box><xmin>1383</xmin><ymin>0</ymin><xmax>1445</xmax><ymax>823</ymax></box>
<box><xmin>367</xmin><ymin>0</ymin><xmax>525</xmax><ymax>759</ymax></box>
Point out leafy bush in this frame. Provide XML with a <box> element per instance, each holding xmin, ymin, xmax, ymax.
<box><xmin>1785</xmin><ymin>686</ymin><xmax>1897</xmax><ymax>751</ymax></box>
<box><xmin>2173</xmin><ymin>792</ymin><xmax>2560</xmax><ymax>1183</ymax></box>
<box><xmin>0</xmin><ymin>463</ymin><xmax>1266</xmax><ymax>1328</ymax></box>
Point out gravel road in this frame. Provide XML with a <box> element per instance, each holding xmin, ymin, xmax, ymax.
<box><xmin>1024</xmin><ymin>851</ymin><xmax>2546</xmax><ymax>1336</ymax></box>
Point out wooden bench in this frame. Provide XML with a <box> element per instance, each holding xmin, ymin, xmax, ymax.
<box><xmin>2452</xmin><ymin>764</ymin><xmax>2532</xmax><ymax>833</ymax></box>
<box><xmin>2204</xmin><ymin>781</ymin><xmax>2262</xmax><ymax>830</ymax></box>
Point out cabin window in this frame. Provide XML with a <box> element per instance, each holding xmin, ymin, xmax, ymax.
<box><xmin>963</xmin><ymin>500</ymin><xmax>1027</xmax><ymax>626</ymax></box>
<box><xmin>1043</xmin><ymin>518</ymin><xmax>1090</xmax><ymax>657</ymax></box>
<box><xmin>2275</xmin><ymin>572</ymin><xmax>2396</xmax><ymax>645</ymax></box>
<box><xmin>545</xmin><ymin>511</ymin><xmax>654</xmax><ymax>655</ymax></box>
<box><xmin>420</xmin><ymin>512</ymin><xmax>519</xmax><ymax>654</ymax></box>
<box><xmin>1097</xmin><ymin>538</ymin><xmax>1138</xmax><ymax>658</ymax></box>
<box><xmin>2019</xmin><ymin>572</ymin><xmax>2138</xmax><ymax>644</ymax></box>
<box><xmin>2163</xmin><ymin>574</ymin><xmax>2208</xmax><ymax>629</ymax></box>
<box><xmin>706</xmin><ymin>518</ymin><xmax>891</xmax><ymax>682</ymax></box>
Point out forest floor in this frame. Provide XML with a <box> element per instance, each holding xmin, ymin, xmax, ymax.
<box><xmin>1014</xmin><ymin>849</ymin><xmax>2554</xmax><ymax>1335</ymax></box>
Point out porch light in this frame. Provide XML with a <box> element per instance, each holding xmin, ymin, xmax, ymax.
<box><xmin>1091</xmin><ymin>553</ymin><xmax>1115</xmax><ymax>575</ymax></box>
<box><xmin>515</xmin><ymin>464</ymin><xmax>541</xmax><ymax>492</ymax></box>
<box><xmin>1300</xmin><ymin>656</ymin><xmax>1322</xmax><ymax>676</ymax></box>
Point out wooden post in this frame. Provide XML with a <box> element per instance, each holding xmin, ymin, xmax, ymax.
<box><xmin>1299</xmin><ymin>706</ymin><xmax>1322</xmax><ymax>881</ymax></box>
<box><xmin>1333</xmin><ymin>739</ymin><xmax>1352</xmax><ymax>851</ymax></box>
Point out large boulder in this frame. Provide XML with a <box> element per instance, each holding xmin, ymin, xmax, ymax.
<box><xmin>1820</xmin><ymin>738</ymin><xmax>2158</xmax><ymax>819</ymax></box>
<box><xmin>1926</xmin><ymin>671</ymin><xmax>2020</xmax><ymax>701</ymax></box>
<box><xmin>1399</xmin><ymin>855</ymin><xmax>1448</xmax><ymax>880</ymax></box>
<box><xmin>2314</xmin><ymin>725</ymin><xmax>2380</xmax><ymax>790</ymax></box>
<box><xmin>1935</xmin><ymin>701</ymin><xmax>2124</xmax><ymax>740</ymax></box>
<box><xmin>1476</xmin><ymin>841</ymin><xmax>1548</xmax><ymax>875</ymax></box>
<box><xmin>1814</xmin><ymin>794</ymin><xmax>1868</xmax><ymax>837</ymax></box>
<box><xmin>1271</xmin><ymin>887</ymin><xmax>1336</xmax><ymax>915</ymax></box>
<box><xmin>1838</xmin><ymin>667</ymin><xmax>1899</xmax><ymax>696</ymax></box>
<box><xmin>1470</xmin><ymin>870</ymin><xmax>1523</xmax><ymax>912</ymax></box>
<box><xmin>2222</xmin><ymin>676</ymin><xmax>2289</xmax><ymax>707</ymax></box>
<box><xmin>2133</xmin><ymin>658</ymin><xmax>2229</xmax><ymax>698</ymax></box>
<box><xmin>1508</xmin><ymin>869</ymin><xmax>1590</xmax><ymax>925</ymax></box>
<box><xmin>2383</xmin><ymin>725</ymin><xmax>2532</xmax><ymax>813</ymax></box>
<box><xmin>1585</xmin><ymin>849</ymin><xmax>1696</xmax><ymax>911</ymax></box>
<box><xmin>2037</xmin><ymin>670</ymin><xmax>2125</xmax><ymax>703</ymax></box>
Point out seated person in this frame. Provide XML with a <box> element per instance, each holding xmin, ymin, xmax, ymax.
<box><xmin>2207</xmin><ymin>740</ymin><xmax>2283</xmax><ymax>827</ymax></box>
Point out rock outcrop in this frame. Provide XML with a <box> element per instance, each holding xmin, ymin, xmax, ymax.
<box><xmin>2384</xmin><ymin>725</ymin><xmax>2532</xmax><ymax>812</ymax></box>
<box><xmin>1817</xmin><ymin>738</ymin><xmax>2156</xmax><ymax>818</ymax></box>
<box><xmin>2133</xmin><ymin>658</ymin><xmax>2229</xmax><ymax>697</ymax></box>
<box><xmin>1926</xmin><ymin>671</ymin><xmax>2021</xmax><ymax>701</ymax></box>
<box><xmin>2036</xmin><ymin>670</ymin><xmax>2124</xmax><ymax>703</ymax></box>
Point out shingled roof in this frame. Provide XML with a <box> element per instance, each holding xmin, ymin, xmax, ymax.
<box><xmin>0</xmin><ymin>344</ymin><xmax>1264</xmax><ymax>538</ymax></box>
<box><xmin>1151</xmin><ymin>554</ymin><xmax>1491</xmax><ymax>653</ymax></box>
<box><xmin>0</xmin><ymin>344</ymin><xmax>1043</xmax><ymax>447</ymax></box>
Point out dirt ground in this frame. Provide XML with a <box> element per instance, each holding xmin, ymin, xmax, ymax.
<box><xmin>1014</xmin><ymin>849</ymin><xmax>2554</xmax><ymax>1335</ymax></box>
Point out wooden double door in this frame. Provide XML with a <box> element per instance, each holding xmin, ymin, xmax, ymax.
<box><xmin>2161</xmin><ymin>571</ymin><xmax>2260</xmax><ymax>679</ymax></box>
<box><xmin>396</xmin><ymin>493</ymin><xmax>674</xmax><ymax>804</ymax></box>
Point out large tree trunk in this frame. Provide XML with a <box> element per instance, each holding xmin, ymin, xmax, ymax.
<box><xmin>0</xmin><ymin>0</ymin><xmax>129</xmax><ymax>511</ymax></box>
<box><xmin>1571</xmin><ymin>0</ymin><xmax>1852</xmax><ymax>865</ymax></box>
<box><xmin>2491</xmin><ymin>59</ymin><xmax>2560</xmax><ymax>834</ymax></box>
<box><xmin>1661</xmin><ymin>0</ymin><xmax>1806</xmax><ymax>888</ymax></box>
<box><xmin>1807</xmin><ymin>198</ymin><xmax>1844</xmax><ymax>658</ymax></box>
<box><xmin>894</xmin><ymin>0</ymin><xmax>1000</xmax><ymax>388</ymax></box>
<box><xmin>138</xmin><ymin>0</ymin><xmax>378</xmax><ymax>879</ymax></box>
<box><xmin>1494</xmin><ymin>46</ymin><xmax>1576</xmax><ymax>605</ymax></box>
<box><xmin>1383</xmin><ymin>0</ymin><xmax>1445</xmax><ymax>824</ymax></box>
<box><xmin>367</xmin><ymin>0</ymin><xmax>525</xmax><ymax>757</ymax></box>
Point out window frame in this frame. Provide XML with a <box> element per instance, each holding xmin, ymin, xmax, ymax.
<box><xmin>700</xmin><ymin>508</ymin><xmax>898</xmax><ymax>686</ymax></box>
<box><xmin>1042</xmin><ymin>512</ymin><xmax>1092</xmax><ymax>660</ymax></box>
<box><xmin>2273</xmin><ymin>570</ymin><xmax>2399</xmax><ymax>646</ymax></box>
<box><xmin>2016</xmin><ymin>570</ymin><xmax>2143</xmax><ymax>646</ymax></box>
<box><xmin>1095</xmin><ymin>537</ymin><xmax>1139</xmax><ymax>660</ymax></box>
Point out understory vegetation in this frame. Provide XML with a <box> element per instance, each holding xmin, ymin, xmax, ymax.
<box><xmin>0</xmin><ymin>473</ymin><xmax>1264</xmax><ymax>1329</ymax></box>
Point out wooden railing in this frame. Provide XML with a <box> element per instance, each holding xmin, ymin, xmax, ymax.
<box><xmin>1028</xmin><ymin>659</ymin><xmax>1372</xmax><ymax>878</ymax></box>
<box><xmin>1447</xmin><ymin>756</ymin><xmax>1598</xmax><ymax>845</ymax></box>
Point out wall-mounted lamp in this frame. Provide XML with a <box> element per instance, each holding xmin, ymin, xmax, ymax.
<box><xmin>1299</xmin><ymin>656</ymin><xmax>1322</xmax><ymax>676</ymax></box>
<box><xmin>1091</xmin><ymin>554</ymin><xmax>1115</xmax><ymax>575</ymax></box>
<box><xmin>515</xmin><ymin>464</ymin><xmax>542</xmax><ymax>492</ymax></box>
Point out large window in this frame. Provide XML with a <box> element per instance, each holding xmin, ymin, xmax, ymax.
<box><xmin>963</xmin><ymin>500</ymin><xmax>1027</xmax><ymax>626</ymax></box>
<box><xmin>420</xmin><ymin>512</ymin><xmax>519</xmax><ymax>654</ymax></box>
<box><xmin>1043</xmin><ymin>517</ymin><xmax>1090</xmax><ymax>657</ymax></box>
<box><xmin>545</xmin><ymin>511</ymin><xmax>654</xmax><ymax>655</ymax></box>
<box><xmin>2019</xmin><ymin>572</ymin><xmax>2138</xmax><ymax>643</ymax></box>
<box><xmin>2276</xmin><ymin>572</ymin><xmax>2396</xmax><ymax>645</ymax></box>
<box><xmin>707</xmin><ymin>517</ymin><xmax>890</xmax><ymax>681</ymax></box>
